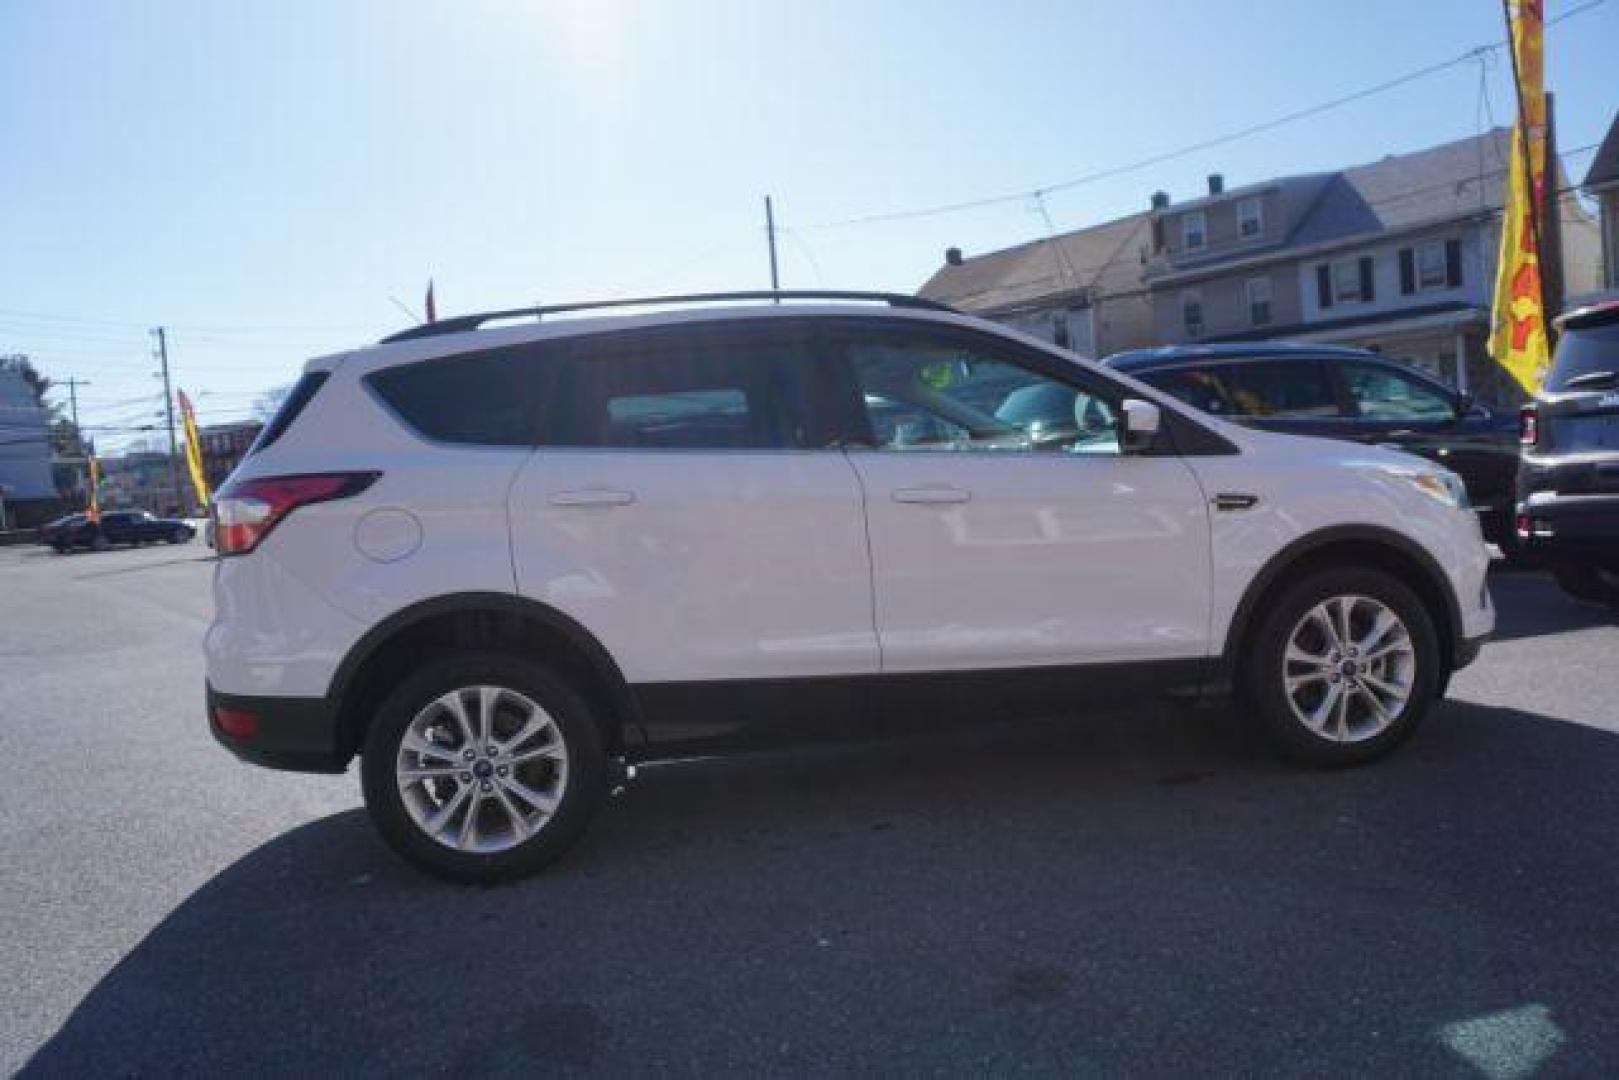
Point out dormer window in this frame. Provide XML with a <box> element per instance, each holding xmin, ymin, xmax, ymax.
<box><xmin>1182</xmin><ymin>211</ymin><xmax>1206</xmax><ymax>252</ymax></box>
<box><xmin>1238</xmin><ymin>197</ymin><xmax>1263</xmax><ymax>239</ymax></box>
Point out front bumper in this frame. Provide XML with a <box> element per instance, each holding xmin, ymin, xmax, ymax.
<box><xmin>207</xmin><ymin>683</ymin><xmax>349</xmax><ymax>773</ymax></box>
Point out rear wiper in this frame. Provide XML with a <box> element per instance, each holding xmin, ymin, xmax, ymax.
<box><xmin>1562</xmin><ymin>369</ymin><xmax>1619</xmax><ymax>390</ymax></box>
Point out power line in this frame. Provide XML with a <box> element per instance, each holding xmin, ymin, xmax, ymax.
<box><xmin>799</xmin><ymin>0</ymin><xmax>1608</xmax><ymax>232</ymax></box>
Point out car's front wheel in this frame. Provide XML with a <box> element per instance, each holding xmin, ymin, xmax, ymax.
<box><xmin>1241</xmin><ymin>567</ymin><xmax>1442</xmax><ymax>767</ymax></box>
<box><xmin>360</xmin><ymin>652</ymin><xmax>607</xmax><ymax>884</ymax></box>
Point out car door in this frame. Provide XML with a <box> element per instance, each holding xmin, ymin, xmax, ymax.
<box><xmin>507</xmin><ymin>319</ymin><xmax>878</xmax><ymax>703</ymax></box>
<box><xmin>831</xmin><ymin>321</ymin><xmax>1213</xmax><ymax>674</ymax></box>
<box><xmin>1332</xmin><ymin>359</ymin><xmax>1512</xmax><ymax>515</ymax></box>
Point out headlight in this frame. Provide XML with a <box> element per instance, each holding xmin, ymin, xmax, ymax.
<box><xmin>1388</xmin><ymin>467</ymin><xmax>1470</xmax><ymax>510</ymax></box>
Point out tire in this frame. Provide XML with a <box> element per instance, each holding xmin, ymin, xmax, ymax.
<box><xmin>168</xmin><ymin>528</ymin><xmax>188</xmax><ymax>544</ymax></box>
<box><xmin>1239</xmin><ymin>566</ymin><xmax>1442</xmax><ymax>767</ymax></box>
<box><xmin>360</xmin><ymin>651</ymin><xmax>608</xmax><ymax>884</ymax></box>
<box><xmin>51</xmin><ymin>542</ymin><xmax>68</xmax><ymax>555</ymax></box>
<box><xmin>1550</xmin><ymin>561</ymin><xmax>1619</xmax><ymax>608</ymax></box>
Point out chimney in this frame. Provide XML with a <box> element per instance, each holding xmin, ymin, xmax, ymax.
<box><xmin>1150</xmin><ymin>190</ymin><xmax>1170</xmax><ymax>211</ymax></box>
<box><xmin>945</xmin><ymin>246</ymin><xmax>963</xmax><ymax>266</ymax></box>
<box><xmin>1207</xmin><ymin>173</ymin><xmax>1224</xmax><ymax>196</ymax></box>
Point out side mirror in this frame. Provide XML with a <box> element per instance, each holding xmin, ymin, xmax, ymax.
<box><xmin>1120</xmin><ymin>398</ymin><xmax>1162</xmax><ymax>450</ymax></box>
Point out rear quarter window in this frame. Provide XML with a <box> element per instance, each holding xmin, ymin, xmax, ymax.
<box><xmin>252</xmin><ymin>371</ymin><xmax>329</xmax><ymax>452</ymax></box>
<box><xmin>367</xmin><ymin>347</ymin><xmax>544</xmax><ymax>446</ymax></box>
<box><xmin>1546</xmin><ymin>322</ymin><xmax>1619</xmax><ymax>392</ymax></box>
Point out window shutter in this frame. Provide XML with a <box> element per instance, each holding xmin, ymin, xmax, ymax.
<box><xmin>1358</xmin><ymin>257</ymin><xmax>1375</xmax><ymax>302</ymax></box>
<box><xmin>1445</xmin><ymin>239</ymin><xmax>1463</xmax><ymax>287</ymax></box>
<box><xmin>1399</xmin><ymin>248</ymin><xmax>1416</xmax><ymax>294</ymax></box>
<box><xmin>1317</xmin><ymin>264</ymin><xmax>1333</xmax><ymax>308</ymax></box>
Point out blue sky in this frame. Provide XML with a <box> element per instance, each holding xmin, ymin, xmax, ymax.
<box><xmin>2</xmin><ymin>0</ymin><xmax>1615</xmax><ymax>450</ymax></box>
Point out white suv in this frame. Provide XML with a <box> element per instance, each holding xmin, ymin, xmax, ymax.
<box><xmin>206</xmin><ymin>291</ymin><xmax>1494</xmax><ymax>883</ymax></box>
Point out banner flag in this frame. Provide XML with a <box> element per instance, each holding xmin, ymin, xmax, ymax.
<box><xmin>1486</xmin><ymin>0</ymin><xmax>1550</xmax><ymax>393</ymax></box>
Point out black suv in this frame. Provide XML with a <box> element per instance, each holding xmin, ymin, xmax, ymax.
<box><xmin>1105</xmin><ymin>344</ymin><xmax>1520</xmax><ymax>552</ymax></box>
<box><xmin>42</xmin><ymin>510</ymin><xmax>195</xmax><ymax>552</ymax></box>
<box><xmin>1517</xmin><ymin>296</ymin><xmax>1619</xmax><ymax>606</ymax></box>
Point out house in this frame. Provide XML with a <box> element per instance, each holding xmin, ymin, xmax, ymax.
<box><xmin>1585</xmin><ymin>111</ymin><xmax>1619</xmax><ymax>290</ymax></box>
<box><xmin>199</xmin><ymin>420</ymin><xmax>261</xmax><ymax>490</ymax></box>
<box><xmin>0</xmin><ymin>363</ymin><xmax>56</xmax><ymax>525</ymax></box>
<box><xmin>1144</xmin><ymin>130</ymin><xmax>1601</xmax><ymax>406</ymax></box>
<box><xmin>915</xmin><ymin>213</ymin><xmax>1155</xmax><ymax>357</ymax></box>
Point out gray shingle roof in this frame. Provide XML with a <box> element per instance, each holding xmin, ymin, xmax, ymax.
<box><xmin>916</xmin><ymin>213</ymin><xmax>1149</xmax><ymax>314</ymax></box>
<box><xmin>1288</xmin><ymin>129</ymin><xmax>1510</xmax><ymax>246</ymax></box>
<box><xmin>1585</xmin><ymin>112</ymin><xmax>1619</xmax><ymax>189</ymax></box>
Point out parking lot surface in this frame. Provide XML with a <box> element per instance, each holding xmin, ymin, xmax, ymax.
<box><xmin>3</xmin><ymin>542</ymin><xmax>1618</xmax><ymax>1075</ymax></box>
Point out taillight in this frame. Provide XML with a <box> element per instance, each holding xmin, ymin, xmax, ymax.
<box><xmin>1518</xmin><ymin>404</ymin><xmax>1539</xmax><ymax>447</ymax></box>
<box><xmin>212</xmin><ymin>472</ymin><xmax>379</xmax><ymax>555</ymax></box>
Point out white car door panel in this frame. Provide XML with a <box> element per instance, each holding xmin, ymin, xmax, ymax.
<box><xmin>849</xmin><ymin>452</ymin><xmax>1212</xmax><ymax>671</ymax></box>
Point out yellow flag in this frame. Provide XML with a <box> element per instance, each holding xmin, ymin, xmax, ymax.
<box><xmin>177</xmin><ymin>389</ymin><xmax>211</xmax><ymax>508</ymax></box>
<box><xmin>1487</xmin><ymin>0</ymin><xmax>1550</xmax><ymax>393</ymax></box>
<box><xmin>86</xmin><ymin>454</ymin><xmax>101</xmax><ymax>523</ymax></box>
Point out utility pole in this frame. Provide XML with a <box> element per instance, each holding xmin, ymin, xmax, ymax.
<box><xmin>152</xmin><ymin>327</ymin><xmax>182</xmax><ymax>515</ymax></box>
<box><xmin>59</xmin><ymin>377</ymin><xmax>90</xmax><ymax>495</ymax></box>
<box><xmin>764</xmin><ymin>195</ymin><xmax>781</xmax><ymax>294</ymax></box>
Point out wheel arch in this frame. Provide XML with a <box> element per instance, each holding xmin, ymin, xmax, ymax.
<box><xmin>1221</xmin><ymin>525</ymin><xmax>1463</xmax><ymax>679</ymax></box>
<box><xmin>328</xmin><ymin>593</ymin><xmax>644</xmax><ymax>761</ymax></box>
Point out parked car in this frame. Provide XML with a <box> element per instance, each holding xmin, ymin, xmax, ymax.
<box><xmin>1516</xmin><ymin>295</ymin><xmax>1619</xmax><ymax>606</ymax></box>
<box><xmin>1104</xmin><ymin>344</ymin><xmax>1522</xmax><ymax>556</ymax></box>
<box><xmin>205</xmin><ymin>290</ymin><xmax>1493</xmax><ymax>883</ymax></box>
<box><xmin>43</xmin><ymin>510</ymin><xmax>195</xmax><ymax>552</ymax></box>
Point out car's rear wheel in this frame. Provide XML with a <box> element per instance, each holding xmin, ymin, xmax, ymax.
<box><xmin>360</xmin><ymin>652</ymin><xmax>607</xmax><ymax>884</ymax></box>
<box><xmin>1550</xmin><ymin>561</ymin><xmax>1619</xmax><ymax>608</ymax></box>
<box><xmin>1241</xmin><ymin>567</ymin><xmax>1441</xmax><ymax>767</ymax></box>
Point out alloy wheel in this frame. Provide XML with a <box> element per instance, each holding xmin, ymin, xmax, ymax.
<box><xmin>395</xmin><ymin>685</ymin><xmax>570</xmax><ymax>853</ymax></box>
<box><xmin>1282</xmin><ymin>594</ymin><xmax>1415</xmax><ymax>743</ymax></box>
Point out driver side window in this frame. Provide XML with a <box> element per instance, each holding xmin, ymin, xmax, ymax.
<box><xmin>1342</xmin><ymin>362</ymin><xmax>1456</xmax><ymax>423</ymax></box>
<box><xmin>842</xmin><ymin>334</ymin><xmax>1120</xmax><ymax>455</ymax></box>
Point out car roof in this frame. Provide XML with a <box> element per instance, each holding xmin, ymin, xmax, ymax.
<box><xmin>315</xmin><ymin>301</ymin><xmax>1042</xmax><ymax>378</ymax></box>
<box><xmin>1104</xmin><ymin>342</ymin><xmax>1379</xmax><ymax>373</ymax></box>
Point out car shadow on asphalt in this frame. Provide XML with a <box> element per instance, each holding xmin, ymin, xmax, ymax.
<box><xmin>22</xmin><ymin>699</ymin><xmax>1619</xmax><ymax>1074</ymax></box>
<box><xmin>1485</xmin><ymin>568</ymin><xmax>1616</xmax><ymax>641</ymax></box>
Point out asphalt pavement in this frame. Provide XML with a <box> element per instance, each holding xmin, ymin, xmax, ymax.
<box><xmin>3</xmin><ymin>541</ymin><xmax>1618</xmax><ymax>1076</ymax></box>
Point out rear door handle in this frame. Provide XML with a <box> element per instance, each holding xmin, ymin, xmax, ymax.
<box><xmin>549</xmin><ymin>489</ymin><xmax>636</xmax><ymax>508</ymax></box>
<box><xmin>892</xmin><ymin>486</ymin><xmax>971</xmax><ymax>505</ymax></box>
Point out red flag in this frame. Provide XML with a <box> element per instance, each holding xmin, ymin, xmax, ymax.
<box><xmin>425</xmin><ymin>279</ymin><xmax>437</xmax><ymax>323</ymax></box>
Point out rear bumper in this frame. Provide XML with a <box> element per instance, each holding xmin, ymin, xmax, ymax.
<box><xmin>1516</xmin><ymin>491</ymin><xmax>1619</xmax><ymax>566</ymax></box>
<box><xmin>206</xmin><ymin>683</ymin><xmax>349</xmax><ymax>773</ymax></box>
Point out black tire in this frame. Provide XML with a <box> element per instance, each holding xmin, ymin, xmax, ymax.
<box><xmin>51</xmin><ymin>542</ymin><xmax>68</xmax><ymax>555</ymax></box>
<box><xmin>361</xmin><ymin>651</ymin><xmax>608</xmax><ymax>884</ymax></box>
<box><xmin>1239</xmin><ymin>566</ymin><xmax>1442</xmax><ymax>768</ymax></box>
<box><xmin>168</xmin><ymin>528</ymin><xmax>188</xmax><ymax>544</ymax></box>
<box><xmin>1550</xmin><ymin>561</ymin><xmax>1619</xmax><ymax>608</ymax></box>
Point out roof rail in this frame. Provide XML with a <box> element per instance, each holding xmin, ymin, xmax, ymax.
<box><xmin>378</xmin><ymin>290</ymin><xmax>959</xmax><ymax>344</ymax></box>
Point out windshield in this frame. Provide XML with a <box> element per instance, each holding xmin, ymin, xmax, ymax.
<box><xmin>1547</xmin><ymin>321</ymin><xmax>1619</xmax><ymax>392</ymax></box>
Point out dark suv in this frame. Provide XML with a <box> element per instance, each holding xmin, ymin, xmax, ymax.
<box><xmin>42</xmin><ymin>510</ymin><xmax>195</xmax><ymax>552</ymax></box>
<box><xmin>1105</xmin><ymin>344</ymin><xmax>1520</xmax><ymax>552</ymax></box>
<box><xmin>1517</xmin><ymin>296</ymin><xmax>1619</xmax><ymax>606</ymax></box>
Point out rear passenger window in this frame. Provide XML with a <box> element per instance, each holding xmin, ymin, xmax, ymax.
<box><xmin>368</xmin><ymin>348</ymin><xmax>541</xmax><ymax>445</ymax></box>
<box><xmin>545</xmin><ymin>331</ymin><xmax>809</xmax><ymax>450</ymax></box>
<box><xmin>1140</xmin><ymin>368</ymin><xmax>1240</xmax><ymax>415</ymax></box>
<box><xmin>1226</xmin><ymin>361</ymin><xmax>1340</xmax><ymax>418</ymax></box>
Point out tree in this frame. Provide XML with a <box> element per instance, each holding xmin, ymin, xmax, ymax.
<box><xmin>252</xmin><ymin>383</ymin><xmax>293</xmax><ymax>423</ymax></box>
<box><xmin>0</xmin><ymin>354</ymin><xmax>52</xmax><ymax>405</ymax></box>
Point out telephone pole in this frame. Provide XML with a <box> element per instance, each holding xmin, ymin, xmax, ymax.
<box><xmin>764</xmin><ymin>195</ymin><xmax>781</xmax><ymax>294</ymax></box>
<box><xmin>60</xmin><ymin>377</ymin><xmax>89</xmax><ymax>441</ymax></box>
<box><xmin>152</xmin><ymin>328</ymin><xmax>182</xmax><ymax>514</ymax></box>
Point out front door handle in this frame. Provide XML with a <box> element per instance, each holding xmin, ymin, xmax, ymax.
<box><xmin>892</xmin><ymin>486</ymin><xmax>971</xmax><ymax>505</ymax></box>
<box><xmin>549</xmin><ymin>489</ymin><xmax>636</xmax><ymax>508</ymax></box>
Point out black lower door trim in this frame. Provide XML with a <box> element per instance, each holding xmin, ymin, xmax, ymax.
<box><xmin>629</xmin><ymin>658</ymin><xmax>1216</xmax><ymax>760</ymax></box>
